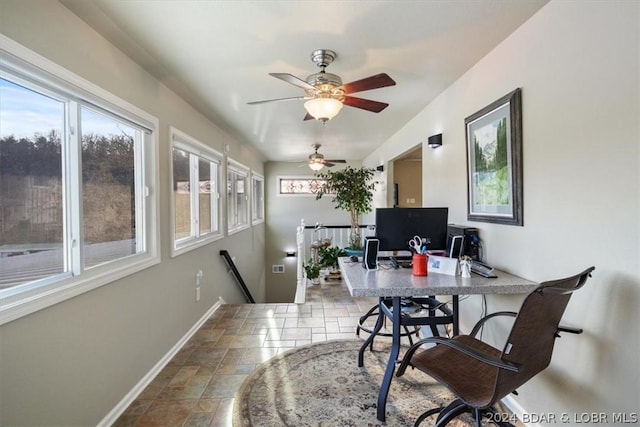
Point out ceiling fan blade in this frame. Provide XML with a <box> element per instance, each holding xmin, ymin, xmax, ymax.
<box><xmin>324</xmin><ymin>161</ymin><xmax>336</xmax><ymax>167</ymax></box>
<box><xmin>270</xmin><ymin>73</ymin><xmax>316</xmax><ymax>90</ymax></box>
<box><xmin>341</xmin><ymin>73</ymin><xmax>396</xmax><ymax>94</ymax></box>
<box><xmin>325</xmin><ymin>159</ymin><xmax>347</xmax><ymax>163</ymax></box>
<box><xmin>303</xmin><ymin>112</ymin><xmax>314</xmax><ymax>121</ymax></box>
<box><xmin>247</xmin><ymin>96</ymin><xmax>306</xmax><ymax>105</ymax></box>
<box><xmin>343</xmin><ymin>95</ymin><xmax>389</xmax><ymax>113</ymax></box>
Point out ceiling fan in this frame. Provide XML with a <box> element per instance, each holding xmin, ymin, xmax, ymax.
<box><xmin>248</xmin><ymin>49</ymin><xmax>396</xmax><ymax>123</ymax></box>
<box><xmin>307</xmin><ymin>143</ymin><xmax>346</xmax><ymax>171</ymax></box>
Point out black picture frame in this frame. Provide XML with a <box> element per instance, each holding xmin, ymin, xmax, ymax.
<box><xmin>465</xmin><ymin>88</ymin><xmax>523</xmax><ymax>226</ymax></box>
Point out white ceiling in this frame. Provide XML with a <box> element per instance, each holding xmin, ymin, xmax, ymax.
<box><xmin>60</xmin><ymin>0</ymin><xmax>547</xmax><ymax>163</ymax></box>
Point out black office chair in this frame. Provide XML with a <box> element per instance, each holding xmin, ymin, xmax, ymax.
<box><xmin>396</xmin><ymin>267</ymin><xmax>595</xmax><ymax>427</ymax></box>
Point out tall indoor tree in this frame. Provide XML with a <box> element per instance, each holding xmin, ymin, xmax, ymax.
<box><xmin>315</xmin><ymin>165</ymin><xmax>376</xmax><ymax>250</ymax></box>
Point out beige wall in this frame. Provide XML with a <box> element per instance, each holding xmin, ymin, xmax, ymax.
<box><xmin>264</xmin><ymin>161</ymin><xmax>363</xmax><ymax>302</ymax></box>
<box><xmin>2</xmin><ymin>1</ymin><xmax>638</xmax><ymax>425</ymax></box>
<box><xmin>0</xmin><ymin>1</ymin><xmax>265</xmax><ymax>425</ymax></box>
<box><xmin>365</xmin><ymin>0</ymin><xmax>639</xmax><ymax>422</ymax></box>
<box><xmin>393</xmin><ymin>160</ymin><xmax>422</xmax><ymax>207</ymax></box>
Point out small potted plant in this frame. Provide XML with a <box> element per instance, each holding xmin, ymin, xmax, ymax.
<box><xmin>318</xmin><ymin>246</ymin><xmax>346</xmax><ymax>272</ymax></box>
<box><xmin>315</xmin><ymin>166</ymin><xmax>376</xmax><ymax>251</ymax></box>
<box><xmin>303</xmin><ymin>259</ymin><xmax>321</xmax><ymax>284</ymax></box>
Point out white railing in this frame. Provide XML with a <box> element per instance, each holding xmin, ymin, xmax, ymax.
<box><xmin>295</xmin><ymin>219</ymin><xmax>306</xmax><ymax>302</ymax></box>
<box><xmin>294</xmin><ymin>219</ymin><xmax>374</xmax><ymax>303</ymax></box>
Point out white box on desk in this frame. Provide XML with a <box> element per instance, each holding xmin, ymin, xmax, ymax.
<box><xmin>428</xmin><ymin>255</ymin><xmax>458</xmax><ymax>276</ymax></box>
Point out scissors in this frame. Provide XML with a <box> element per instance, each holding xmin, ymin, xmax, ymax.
<box><xmin>408</xmin><ymin>235</ymin><xmax>425</xmax><ymax>254</ymax></box>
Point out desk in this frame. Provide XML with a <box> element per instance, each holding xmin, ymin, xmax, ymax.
<box><xmin>338</xmin><ymin>257</ymin><xmax>538</xmax><ymax>422</ymax></box>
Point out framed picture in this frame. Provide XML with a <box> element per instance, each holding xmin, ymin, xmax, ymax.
<box><xmin>465</xmin><ymin>88</ymin><xmax>523</xmax><ymax>226</ymax></box>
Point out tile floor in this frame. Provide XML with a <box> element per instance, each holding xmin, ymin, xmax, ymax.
<box><xmin>113</xmin><ymin>279</ymin><xmax>382</xmax><ymax>427</ymax></box>
<box><xmin>112</xmin><ymin>279</ymin><xmax>522</xmax><ymax>427</ymax></box>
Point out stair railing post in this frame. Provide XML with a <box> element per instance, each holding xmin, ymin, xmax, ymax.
<box><xmin>296</xmin><ymin>219</ymin><xmax>305</xmax><ymax>285</ymax></box>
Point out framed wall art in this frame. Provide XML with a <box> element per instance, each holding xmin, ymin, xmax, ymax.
<box><xmin>465</xmin><ymin>88</ymin><xmax>523</xmax><ymax>226</ymax></box>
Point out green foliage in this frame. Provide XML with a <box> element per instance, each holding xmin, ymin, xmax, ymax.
<box><xmin>303</xmin><ymin>259</ymin><xmax>321</xmax><ymax>279</ymax></box>
<box><xmin>471</xmin><ymin>117</ymin><xmax>510</xmax><ymax>207</ymax></box>
<box><xmin>473</xmin><ymin>117</ymin><xmax>508</xmax><ymax>173</ymax></box>
<box><xmin>318</xmin><ymin>246</ymin><xmax>346</xmax><ymax>270</ymax></box>
<box><xmin>495</xmin><ymin>117</ymin><xmax>508</xmax><ymax>170</ymax></box>
<box><xmin>474</xmin><ymin>138</ymin><xmax>486</xmax><ymax>171</ymax></box>
<box><xmin>314</xmin><ymin>166</ymin><xmax>375</xmax><ymax>249</ymax></box>
<box><xmin>0</xmin><ymin>132</ymin><xmax>134</xmax><ymax>185</ymax></box>
<box><xmin>473</xmin><ymin>166</ymin><xmax>510</xmax><ymax>206</ymax></box>
<box><xmin>0</xmin><ymin>132</ymin><xmax>62</xmax><ymax>177</ymax></box>
<box><xmin>1</xmin><ymin>132</ymin><xmax>135</xmax><ymax>245</ymax></box>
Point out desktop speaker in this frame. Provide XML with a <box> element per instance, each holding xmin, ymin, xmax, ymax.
<box><xmin>446</xmin><ymin>225</ymin><xmax>480</xmax><ymax>260</ymax></box>
<box><xmin>362</xmin><ymin>237</ymin><xmax>379</xmax><ymax>270</ymax></box>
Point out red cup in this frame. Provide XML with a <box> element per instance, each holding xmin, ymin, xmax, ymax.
<box><xmin>412</xmin><ymin>254</ymin><xmax>428</xmax><ymax>276</ymax></box>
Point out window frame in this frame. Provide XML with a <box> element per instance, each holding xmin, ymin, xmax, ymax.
<box><xmin>169</xmin><ymin>127</ymin><xmax>223</xmax><ymax>257</ymax></box>
<box><xmin>277</xmin><ymin>176</ymin><xmax>329</xmax><ymax>196</ymax></box>
<box><xmin>226</xmin><ymin>158</ymin><xmax>251</xmax><ymax>235</ymax></box>
<box><xmin>0</xmin><ymin>35</ymin><xmax>160</xmax><ymax>325</ymax></box>
<box><xmin>251</xmin><ymin>172</ymin><xmax>265</xmax><ymax>225</ymax></box>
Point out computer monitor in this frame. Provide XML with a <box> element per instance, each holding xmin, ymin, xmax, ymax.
<box><xmin>375</xmin><ymin>207</ymin><xmax>449</xmax><ymax>253</ymax></box>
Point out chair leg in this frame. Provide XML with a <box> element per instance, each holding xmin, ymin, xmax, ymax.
<box><xmin>433</xmin><ymin>399</ymin><xmax>472</xmax><ymax>427</ymax></box>
<box><xmin>429</xmin><ymin>323</ymin><xmax>440</xmax><ymax>337</ymax></box>
<box><xmin>474</xmin><ymin>408</ymin><xmax>482</xmax><ymax>427</ymax></box>
<box><xmin>414</xmin><ymin>407</ymin><xmax>442</xmax><ymax>427</ymax></box>
<box><xmin>356</xmin><ymin>304</ymin><xmax>379</xmax><ymax>338</ymax></box>
<box><xmin>403</xmin><ymin>322</ymin><xmax>416</xmax><ymax>346</ymax></box>
<box><xmin>358</xmin><ymin>303</ymin><xmax>384</xmax><ymax>367</ymax></box>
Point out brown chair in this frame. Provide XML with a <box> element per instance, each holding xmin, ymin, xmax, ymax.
<box><xmin>396</xmin><ymin>267</ymin><xmax>595</xmax><ymax>427</ymax></box>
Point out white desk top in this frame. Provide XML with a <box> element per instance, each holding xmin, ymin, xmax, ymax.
<box><xmin>339</xmin><ymin>257</ymin><xmax>538</xmax><ymax>298</ymax></box>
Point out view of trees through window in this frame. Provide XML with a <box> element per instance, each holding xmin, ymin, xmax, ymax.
<box><xmin>81</xmin><ymin>107</ymin><xmax>137</xmax><ymax>270</ymax></box>
<box><xmin>0</xmin><ymin>78</ymin><xmax>139</xmax><ymax>290</ymax></box>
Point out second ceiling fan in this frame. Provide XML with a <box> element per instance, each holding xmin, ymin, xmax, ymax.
<box><xmin>248</xmin><ymin>49</ymin><xmax>396</xmax><ymax>122</ymax></box>
<box><xmin>307</xmin><ymin>144</ymin><xmax>346</xmax><ymax>171</ymax></box>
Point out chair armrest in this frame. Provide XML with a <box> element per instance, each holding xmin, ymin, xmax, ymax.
<box><xmin>396</xmin><ymin>336</ymin><xmax>521</xmax><ymax>377</ymax></box>
<box><xmin>469</xmin><ymin>311</ymin><xmax>517</xmax><ymax>338</ymax></box>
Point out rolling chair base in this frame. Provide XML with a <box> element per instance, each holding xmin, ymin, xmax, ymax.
<box><xmin>415</xmin><ymin>399</ymin><xmax>516</xmax><ymax>427</ymax></box>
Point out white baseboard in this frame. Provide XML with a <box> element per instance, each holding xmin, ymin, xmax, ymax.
<box><xmin>97</xmin><ymin>297</ymin><xmax>226</xmax><ymax>427</ymax></box>
<box><xmin>502</xmin><ymin>395</ymin><xmax>541</xmax><ymax>427</ymax></box>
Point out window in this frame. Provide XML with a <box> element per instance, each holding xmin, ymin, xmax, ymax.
<box><xmin>0</xmin><ymin>37</ymin><xmax>159</xmax><ymax>324</ymax></box>
<box><xmin>279</xmin><ymin>177</ymin><xmax>328</xmax><ymax>195</ymax></box>
<box><xmin>227</xmin><ymin>159</ymin><xmax>250</xmax><ymax>234</ymax></box>
<box><xmin>251</xmin><ymin>172</ymin><xmax>264</xmax><ymax>225</ymax></box>
<box><xmin>170</xmin><ymin>128</ymin><xmax>222</xmax><ymax>255</ymax></box>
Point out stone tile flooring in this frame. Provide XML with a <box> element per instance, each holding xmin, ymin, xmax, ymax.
<box><xmin>112</xmin><ymin>279</ymin><xmax>523</xmax><ymax>427</ymax></box>
<box><xmin>113</xmin><ymin>279</ymin><xmax>381</xmax><ymax>426</ymax></box>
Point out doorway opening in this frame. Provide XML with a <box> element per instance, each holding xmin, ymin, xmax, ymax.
<box><xmin>392</xmin><ymin>145</ymin><xmax>422</xmax><ymax>207</ymax></box>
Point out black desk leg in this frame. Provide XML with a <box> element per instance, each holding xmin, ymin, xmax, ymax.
<box><xmin>376</xmin><ymin>296</ymin><xmax>401</xmax><ymax>422</ymax></box>
<box><xmin>452</xmin><ymin>295</ymin><xmax>459</xmax><ymax>336</ymax></box>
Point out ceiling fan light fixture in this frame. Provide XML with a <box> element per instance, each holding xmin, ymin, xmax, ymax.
<box><xmin>304</xmin><ymin>97</ymin><xmax>343</xmax><ymax>122</ymax></box>
<box><xmin>308</xmin><ymin>161</ymin><xmax>324</xmax><ymax>171</ymax></box>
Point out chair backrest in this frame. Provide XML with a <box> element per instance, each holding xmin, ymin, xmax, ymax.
<box><xmin>491</xmin><ymin>267</ymin><xmax>595</xmax><ymax>404</ymax></box>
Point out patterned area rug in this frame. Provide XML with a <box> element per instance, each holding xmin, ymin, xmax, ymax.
<box><xmin>233</xmin><ymin>339</ymin><xmax>476</xmax><ymax>427</ymax></box>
